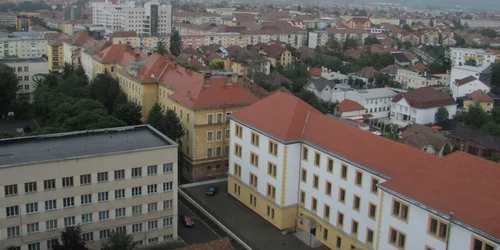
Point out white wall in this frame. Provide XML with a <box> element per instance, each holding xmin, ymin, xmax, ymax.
<box><xmin>452</xmin><ymin>80</ymin><xmax>490</xmax><ymax>100</ymax></box>
<box><xmin>284</xmin><ymin>143</ymin><xmax>301</xmax><ymax>206</ymax></box>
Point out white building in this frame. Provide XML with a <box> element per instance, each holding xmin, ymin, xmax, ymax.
<box><xmin>390</xmin><ymin>87</ymin><xmax>457</xmax><ymax>125</ymax></box>
<box><xmin>0</xmin><ymin>37</ymin><xmax>47</xmax><ymax>59</ymax></box>
<box><xmin>91</xmin><ymin>0</ymin><xmax>135</xmax><ymax>34</ymax></box>
<box><xmin>308</xmin><ymin>30</ymin><xmax>329</xmax><ymax>48</ymax></box>
<box><xmin>448</xmin><ymin>47</ymin><xmax>496</xmax><ymax>67</ymax></box>
<box><xmin>122</xmin><ymin>1</ymin><xmax>172</xmax><ymax>36</ymax></box>
<box><xmin>0</xmin><ymin>58</ymin><xmax>48</xmax><ymax>102</ymax></box>
<box><xmin>396</xmin><ymin>66</ymin><xmax>449</xmax><ymax>89</ymax></box>
<box><xmin>227</xmin><ymin>92</ymin><xmax>500</xmax><ymax>250</ymax></box>
<box><xmin>451</xmin><ymin>75</ymin><xmax>491</xmax><ymax>100</ymax></box>
<box><xmin>450</xmin><ymin>64</ymin><xmax>492</xmax><ymax>89</ymax></box>
<box><xmin>344</xmin><ymin>88</ymin><xmax>397</xmax><ymax>119</ymax></box>
<box><xmin>0</xmin><ymin>125</ymin><xmax>179</xmax><ymax>250</ymax></box>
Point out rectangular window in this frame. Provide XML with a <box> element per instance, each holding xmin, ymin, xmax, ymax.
<box><xmin>99</xmin><ymin>211</ymin><xmax>110</xmax><ymax>221</ymax></box>
<box><xmin>471</xmin><ymin>236</ymin><xmax>496</xmax><ymax>250</ymax></box>
<box><xmin>355</xmin><ymin>170</ymin><xmax>363</xmax><ymax>187</ymax></box>
<box><xmin>339</xmin><ymin>188</ymin><xmax>346</xmax><ymax>203</ymax></box>
<box><xmin>267</xmin><ymin>183</ymin><xmax>276</xmax><ymax>200</ymax></box>
<box><xmin>98</xmin><ymin>192</ymin><xmax>109</xmax><ymax>202</ymax></box>
<box><xmin>4</xmin><ymin>184</ymin><xmax>18</xmax><ymax>196</ymax></box>
<box><xmin>148</xmin><ymin>220</ymin><xmax>158</xmax><ymax>230</ymax></box>
<box><xmin>163</xmin><ymin>217</ymin><xmax>173</xmax><ymax>227</ymax></box>
<box><xmin>132</xmin><ymin>186</ymin><xmax>142</xmax><ymax>196</ymax></box>
<box><xmin>216</xmin><ymin>146</ymin><xmax>222</xmax><ymax>156</ymax></box>
<box><xmin>163</xmin><ymin>163</ymin><xmax>173</xmax><ymax>173</ymax></box>
<box><xmin>428</xmin><ymin>216</ymin><xmax>448</xmax><ymax>241</ymax></box>
<box><xmin>353</xmin><ymin>195</ymin><xmax>361</xmax><ymax>211</ymax></box>
<box><xmin>80</xmin><ymin>174</ymin><xmax>91</xmax><ymax>185</ymax></box>
<box><xmin>235</xmin><ymin>124</ymin><xmax>243</xmax><ymax>138</ymax></box>
<box><xmin>314</xmin><ymin>152</ymin><xmax>320</xmax><ymax>166</ymax></box>
<box><xmin>216</xmin><ymin>130</ymin><xmax>222</xmax><ymax>141</ymax></box>
<box><xmin>44</xmin><ymin>179</ymin><xmax>56</xmax><ymax>190</ymax></box>
<box><xmin>45</xmin><ymin>200</ymin><xmax>57</xmax><ymax>211</ymax></box>
<box><xmin>389</xmin><ymin>227</ymin><xmax>406</xmax><ymax>249</ymax></box>
<box><xmin>163</xmin><ymin>199</ymin><xmax>173</xmax><ymax>209</ymax></box>
<box><xmin>312</xmin><ymin>174</ymin><xmax>319</xmax><ymax>189</ymax></box>
<box><xmin>234</xmin><ymin>143</ymin><xmax>242</xmax><ymax>157</ymax></box>
<box><xmin>207</xmin><ymin>131</ymin><xmax>213</xmax><ymax>141</ymax></box>
<box><xmin>132</xmin><ymin>167</ymin><xmax>142</xmax><ymax>177</ymax></box>
<box><xmin>81</xmin><ymin>194</ymin><xmax>92</xmax><ymax>205</ymax></box>
<box><xmin>268</xmin><ymin>140</ymin><xmax>278</xmax><ymax>156</ymax></box>
<box><xmin>24</xmin><ymin>182</ymin><xmax>37</xmax><ymax>193</ymax></box>
<box><xmin>100</xmin><ymin>229</ymin><xmax>111</xmax><ymax>239</ymax></box>
<box><xmin>225</xmin><ymin>129</ymin><xmax>230</xmax><ymax>140</ymax></box>
<box><xmin>83</xmin><ymin>232</ymin><xmax>93</xmax><ymax>242</ymax></box>
<box><xmin>115</xmin><ymin>189</ymin><xmax>125</xmax><ymax>199</ymax></box>
<box><xmin>132</xmin><ymin>223</ymin><xmax>143</xmax><ymax>233</ymax></box>
<box><xmin>26</xmin><ymin>202</ymin><xmax>38</xmax><ymax>214</ymax></box>
<box><xmin>115</xmin><ymin>226</ymin><xmax>126</xmax><ymax>234</ymax></box>
<box><xmin>301</xmin><ymin>169</ymin><xmax>307</xmax><ymax>183</ymax></box>
<box><xmin>392</xmin><ymin>199</ymin><xmax>409</xmax><ymax>222</ymax></box>
<box><xmin>146</xmin><ymin>183</ymin><xmax>157</xmax><ymax>194</ymax></box>
<box><xmin>311</xmin><ymin>197</ymin><xmax>318</xmax><ymax>212</ymax></box>
<box><xmin>114</xmin><ymin>169</ymin><xmax>125</xmax><ymax>180</ymax></box>
<box><xmin>251</xmin><ymin>132</ymin><xmax>260</xmax><ymax>146</ymax></box>
<box><xmin>341</xmin><ymin>164</ymin><xmax>348</xmax><ymax>180</ymax></box>
<box><xmin>369</xmin><ymin>203</ymin><xmax>377</xmax><ymax>220</ymax></box>
<box><xmin>97</xmin><ymin>172</ymin><xmax>108</xmax><ymax>182</ymax></box>
<box><xmin>325</xmin><ymin>181</ymin><xmax>332</xmax><ymax>196</ymax></box>
<box><xmin>132</xmin><ymin>205</ymin><xmax>142</xmax><ymax>215</ymax></box>
<box><xmin>6</xmin><ymin>205</ymin><xmax>19</xmax><ymax>217</ymax></box>
<box><xmin>323</xmin><ymin>228</ymin><xmax>329</xmax><ymax>240</ymax></box>
<box><xmin>116</xmin><ymin>208</ymin><xmax>126</xmax><ymax>218</ymax></box>
<box><xmin>267</xmin><ymin>162</ymin><xmax>277</xmax><ymax>177</ymax></box>
<box><xmin>324</xmin><ymin>204</ymin><xmax>330</xmax><ymax>219</ymax></box>
<box><xmin>249</xmin><ymin>173</ymin><xmax>258</xmax><ymax>188</ymax></box>
<box><xmin>337</xmin><ymin>212</ymin><xmax>344</xmax><ymax>228</ymax></box>
<box><xmin>7</xmin><ymin>226</ymin><xmax>20</xmax><ymax>238</ymax></box>
<box><xmin>327</xmin><ymin>158</ymin><xmax>334</xmax><ymax>173</ymax></box>
<box><xmin>371</xmin><ymin>177</ymin><xmax>379</xmax><ymax>195</ymax></box>
<box><xmin>250</xmin><ymin>152</ymin><xmax>259</xmax><ymax>167</ymax></box>
<box><xmin>351</xmin><ymin>220</ymin><xmax>358</xmax><ymax>236</ymax></box>
<box><xmin>148</xmin><ymin>202</ymin><xmax>158</xmax><ymax>212</ymax></box>
<box><xmin>27</xmin><ymin>223</ymin><xmax>39</xmax><ymax>234</ymax></box>
<box><xmin>163</xmin><ymin>182</ymin><xmax>173</xmax><ymax>191</ymax></box>
<box><xmin>234</xmin><ymin>163</ymin><xmax>242</xmax><ymax>178</ymax></box>
<box><xmin>64</xmin><ymin>216</ymin><xmax>75</xmax><ymax>226</ymax></box>
<box><xmin>300</xmin><ymin>190</ymin><xmax>306</xmax><ymax>204</ymax></box>
<box><xmin>207</xmin><ymin>148</ymin><xmax>213</xmax><ymax>157</ymax></box>
<box><xmin>81</xmin><ymin>213</ymin><xmax>93</xmax><ymax>224</ymax></box>
<box><xmin>46</xmin><ymin>219</ymin><xmax>58</xmax><ymax>230</ymax></box>
<box><xmin>302</xmin><ymin>146</ymin><xmax>308</xmax><ymax>161</ymax></box>
<box><xmin>366</xmin><ymin>228</ymin><xmax>374</xmax><ymax>245</ymax></box>
<box><xmin>62</xmin><ymin>177</ymin><xmax>73</xmax><ymax>187</ymax></box>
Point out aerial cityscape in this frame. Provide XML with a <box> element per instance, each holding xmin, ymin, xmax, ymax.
<box><xmin>0</xmin><ymin>0</ymin><xmax>499</xmax><ymax>250</ymax></box>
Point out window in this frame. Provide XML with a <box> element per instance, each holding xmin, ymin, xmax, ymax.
<box><xmin>207</xmin><ymin>114</ymin><xmax>214</xmax><ymax>124</ymax></box>
<box><xmin>234</xmin><ymin>163</ymin><xmax>242</xmax><ymax>178</ymax></box>
<box><xmin>251</xmin><ymin>132</ymin><xmax>260</xmax><ymax>146</ymax></box>
<box><xmin>24</xmin><ymin>66</ymin><xmax>28</xmax><ymax>71</ymax></box>
<box><xmin>234</xmin><ymin>143</ymin><xmax>242</xmax><ymax>157</ymax></box>
<box><xmin>311</xmin><ymin>197</ymin><xmax>318</xmax><ymax>212</ymax></box>
<box><xmin>313</xmin><ymin>175</ymin><xmax>319</xmax><ymax>189</ymax></box>
<box><xmin>327</xmin><ymin>158</ymin><xmax>334</xmax><ymax>173</ymax></box>
<box><xmin>148</xmin><ymin>202</ymin><xmax>158</xmax><ymax>212</ymax></box>
<box><xmin>323</xmin><ymin>228</ymin><xmax>329</xmax><ymax>240</ymax></box>
<box><xmin>132</xmin><ymin>205</ymin><xmax>142</xmax><ymax>215</ymax></box>
<box><xmin>98</xmin><ymin>192</ymin><xmax>109</xmax><ymax>202</ymax></box>
<box><xmin>4</xmin><ymin>184</ymin><xmax>18</xmax><ymax>196</ymax></box>
<box><xmin>62</xmin><ymin>177</ymin><xmax>73</xmax><ymax>187</ymax></box>
<box><xmin>389</xmin><ymin>227</ymin><xmax>406</xmax><ymax>249</ymax></box>
<box><xmin>428</xmin><ymin>216</ymin><xmax>448</xmax><ymax>241</ymax></box>
<box><xmin>163</xmin><ymin>181</ymin><xmax>173</xmax><ymax>191</ymax></box>
<box><xmin>216</xmin><ymin>130</ymin><xmax>222</xmax><ymax>141</ymax></box>
<box><xmin>116</xmin><ymin>226</ymin><xmax>126</xmax><ymax>234</ymax></box>
<box><xmin>351</xmin><ymin>220</ymin><xmax>358</xmax><ymax>236</ymax></box>
<box><xmin>472</xmin><ymin>236</ymin><xmax>496</xmax><ymax>250</ymax></box>
<box><xmin>207</xmin><ymin>131</ymin><xmax>213</xmax><ymax>141</ymax></box>
<box><xmin>97</xmin><ymin>172</ymin><xmax>108</xmax><ymax>182</ymax></box>
<box><xmin>164</xmin><ymin>234</ymin><xmax>174</xmax><ymax>241</ymax></box>
<box><xmin>25</xmin><ymin>182</ymin><xmax>37</xmax><ymax>193</ymax></box>
<box><xmin>45</xmin><ymin>200</ymin><xmax>57</xmax><ymax>211</ymax></box>
<box><xmin>132</xmin><ymin>223</ymin><xmax>143</xmax><ymax>233</ymax></box>
<box><xmin>392</xmin><ymin>199</ymin><xmax>409</xmax><ymax>222</ymax></box>
<box><xmin>337</xmin><ymin>212</ymin><xmax>344</xmax><ymax>228</ymax></box>
<box><xmin>27</xmin><ymin>223</ymin><xmax>39</xmax><ymax>234</ymax></box>
<box><xmin>132</xmin><ymin>167</ymin><xmax>142</xmax><ymax>177</ymax></box>
<box><xmin>83</xmin><ymin>232</ymin><xmax>94</xmax><ymax>242</ymax></box>
<box><xmin>268</xmin><ymin>162</ymin><xmax>277</xmax><ymax>177</ymax></box>
<box><xmin>28</xmin><ymin>243</ymin><xmax>40</xmax><ymax>250</ymax></box>
<box><xmin>44</xmin><ymin>179</ymin><xmax>56</xmax><ymax>190</ymax></box>
<box><xmin>366</xmin><ymin>228</ymin><xmax>374</xmax><ymax>246</ymax></box>
<box><xmin>114</xmin><ymin>169</ymin><xmax>125</xmax><ymax>180</ymax></box>
<box><xmin>267</xmin><ymin>183</ymin><xmax>276</xmax><ymax>200</ymax></box>
<box><xmin>115</xmin><ymin>189</ymin><xmax>125</xmax><ymax>199</ymax></box>
<box><xmin>353</xmin><ymin>195</ymin><xmax>361</xmax><ymax>211</ymax></box>
<box><xmin>163</xmin><ymin>217</ymin><xmax>173</xmax><ymax>227</ymax></box>
<box><xmin>225</xmin><ymin>129</ymin><xmax>230</xmax><ymax>140</ymax></box>
<box><xmin>314</xmin><ymin>152</ymin><xmax>320</xmax><ymax>166</ymax></box>
<box><xmin>146</xmin><ymin>184</ymin><xmax>157</xmax><ymax>194</ymax></box>
<box><xmin>163</xmin><ymin>163</ymin><xmax>173</xmax><ymax>173</ymax></box>
<box><xmin>6</xmin><ymin>206</ymin><xmax>19</xmax><ymax>217</ymax></box>
<box><xmin>300</xmin><ymin>190</ymin><xmax>306</xmax><ymax>204</ymax></box>
<box><xmin>235</xmin><ymin>124</ymin><xmax>242</xmax><ymax>138</ymax></box>
<box><xmin>371</xmin><ymin>177</ymin><xmax>379</xmax><ymax>195</ymax></box>
<box><xmin>324</xmin><ymin>204</ymin><xmax>330</xmax><ymax>219</ymax></box>
<box><xmin>325</xmin><ymin>181</ymin><xmax>332</xmax><ymax>196</ymax></box>
<box><xmin>216</xmin><ymin>147</ymin><xmax>222</xmax><ymax>156</ymax></box>
<box><xmin>115</xmin><ymin>208</ymin><xmax>126</xmax><ymax>218</ymax></box>
<box><xmin>81</xmin><ymin>213</ymin><xmax>92</xmax><ymax>224</ymax></box>
<box><xmin>216</xmin><ymin>113</ymin><xmax>223</xmax><ymax>123</ymax></box>
<box><xmin>132</xmin><ymin>186</ymin><xmax>142</xmax><ymax>196</ymax></box>
<box><xmin>339</xmin><ymin>188</ymin><xmax>346</xmax><ymax>203</ymax></box>
<box><xmin>250</xmin><ymin>152</ymin><xmax>259</xmax><ymax>167</ymax></box>
<box><xmin>269</xmin><ymin>140</ymin><xmax>278</xmax><ymax>156</ymax></box>
<box><xmin>249</xmin><ymin>173</ymin><xmax>258</xmax><ymax>188</ymax></box>
<box><xmin>337</xmin><ymin>237</ymin><xmax>342</xmax><ymax>248</ymax></box>
<box><xmin>369</xmin><ymin>203</ymin><xmax>377</xmax><ymax>220</ymax></box>
<box><xmin>148</xmin><ymin>220</ymin><xmax>158</xmax><ymax>230</ymax></box>
<box><xmin>301</xmin><ymin>169</ymin><xmax>307</xmax><ymax>183</ymax></box>
<box><xmin>355</xmin><ymin>170</ymin><xmax>363</xmax><ymax>187</ymax></box>
<box><xmin>80</xmin><ymin>174</ymin><xmax>91</xmax><ymax>185</ymax></box>
<box><xmin>7</xmin><ymin>226</ymin><xmax>20</xmax><ymax>238</ymax></box>
<box><xmin>100</xmin><ymin>229</ymin><xmax>110</xmax><ymax>239</ymax></box>
<box><xmin>207</xmin><ymin>148</ymin><xmax>213</xmax><ymax>157</ymax></box>
<box><xmin>341</xmin><ymin>164</ymin><xmax>348</xmax><ymax>180</ymax></box>
<box><xmin>46</xmin><ymin>219</ymin><xmax>58</xmax><ymax>230</ymax></box>
<box><xmin>64</xmin><ymin>216</ymin><xmax>75</xmax><ymax>226</ymax></box>
<box><xmin>164</xmin><ymin>199</ymin><xmax>173</xmax><ymax>209</ymax></box>
<box><xmin>302</xmin><ymin>146</ymin><xmax>308</xmax><ymax>161</ymax></box>
<box><xmin>81</xmin><ymin>194</ymin><xmax>92</xmax><ymax>205</ymax></box>
<box><xmin>99</xmin><ymin>210</ymin><xmax>110</xmax><ymax>221</ymax></box>
<box><xmin>148</xmin><ymin>237</ymin><xmax>159</xmax><ymax>244</ymax></box>
<box><xmin>26</xmin><ymin>202</ymin><xmax>38</xmax><ymax>214</ymax></box>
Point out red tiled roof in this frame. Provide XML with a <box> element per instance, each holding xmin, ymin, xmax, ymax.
<box><xmin>467</xmin><ymin>89</ymin><xmax>493</xmax><ymax>103</ymax></box>
<box><xmin>93</xmin><ymin>44</ymin><xmax>146</xmax><ymax>65</ymax></box>
<box><xmin>71</xmin><ymin>32</ymin><xmax>95</xmax><ymax>48</ymax></box>
<box><xmin>381</xmin><ymin>151</ymin><xmax>500</xmax><ymax>239</ymax></box>
<box><xmin>308</xmin><ymin>67</ymin><xmax>322</xmax><ymax>77</ymax></box>
<box><xmin>337</xmin><ymin>99</ymin><xmax>365</xmax><ymax>112</ymax></box>
<box><xmin>108</xmin><ymin>31</ymin><xmax>138</xmax><ymax>38</ymax></box>
<box><xmin>348</xmin><ymin>17</ymin><xmax>371</xmax><ymax>24</ymax></box>
<box><xmin>392</xmin><ymin>87</ymin><xmax>456</xmax><ymax>109</ymax></box>
<box><xmin>408</xmin><ymin>62</ymin><xmax>428</xmax><ymax>72</ymax></box>
<box><xmin>178</xmin><ymin>238</ymin><xmax>233</xmax><ymax>250</ymax></box>
<box><xmin>456</xmin><ymin>75</ymin><xmax>482</xmax><ymax>86</ymax></box>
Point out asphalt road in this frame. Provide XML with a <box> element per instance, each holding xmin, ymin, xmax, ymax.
<box><xmin>177</xmin><ymin>201</ymin><xmax>221</xmax><ymax>245</ymax></box>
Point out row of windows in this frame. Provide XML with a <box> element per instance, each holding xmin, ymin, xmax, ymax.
<box><xmin>5</xmin><ymin>183</ymin><xmax>173</xmax><ymax>217</ymax></box>
<box><xmin>3</xmin><ymin>163</ymin><xmax>173</xmax><ymax>196</ymax></box>
<box><xmin>234</xmin><ymin>124</ymin><xmax>278</xmax><ymax>157</ymax></box>
<box><xmin>206</xmin><ymin>145</ymin><xmax>229</xmax><ymax>158</ymax></box>
<box><xmin>206</xmin><ymin>129</ymin><xmax>230</xmax><ymax>142</ymax></box>
<box><xmin>207</xmin><ymin>112</ymin><xmax>231</xmax><ymax>124</ymax></box>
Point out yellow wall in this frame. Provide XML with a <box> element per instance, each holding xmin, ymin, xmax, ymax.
<box><xmin>47</xmin><ymin>44</ymin><xmax>63</xmax><ymax>72</ymax></box>
<box><xmin>112</xmin><ymin>37</ymin><xmax>140</xmax><ymax>48</ymax></box>
<box><xmin>47</xmin><ymin>44</ymin><xmax>55</xmax><ymax>72</ymax></box>
<box><xmin>61</xmin><ymin>24</ymin><xmax>74</xmax><ymax>35</ymax></box>
<box><xmin>93</xmin><ymin>60</ymin><xmax>115</xmax><ymax>77</ymax></box>
<box><xmin>228</xmin><ymin>176</ymin><xmax>297</xmax><ymax>230</ymax></box>
<box><xmin>464</xmin><ymin>100</ymin><xmax>493</xmax><ymax>112</ymax></box>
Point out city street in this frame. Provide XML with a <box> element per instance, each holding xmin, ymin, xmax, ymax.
<box><xmin>177</xmin><ymin>201</ymin><xmax>221</xmax><ymax>245</ymax></box>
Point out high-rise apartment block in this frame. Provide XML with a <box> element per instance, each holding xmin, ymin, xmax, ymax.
<box><xmin>0</xmin><ymin>125</ymin><xmax>179</xmax><ymax>250</ymax></box>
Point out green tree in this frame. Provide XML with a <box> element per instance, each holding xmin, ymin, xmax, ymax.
<box><xmin>155</xmin><ymin>40</ymin><xmax>167</xmax><ymax>55</ymax></box>
<box><xmin>434</xmin><ymin>107</ymin><xmax>451</xmax><ymax>129</ymax></box>
<box><xmin>169</xmin><ymin>29</ymin><xmax>182</xmax><ymax>57</ymax></box>
<box><xmin>146</xmin><ymin>103</ymin><xmax>164</xmax><ymax>129</ymax></box>
<box><xmin>297</xmin><ymin>5</ymin><xmax>301</xmax><ymax>11</ymax></box>
<box><xmin>454</xmin><ymin>34</ymin><xmax>466</xmax><ymax>47</ymax></box>
<box><xmin>491</xmin><ymin>62</ymin><xmax>500</xmax><ymax>94</ymax></box>
<box><xmin>364</xmin><ymin>36</ymin><xmax>380</xmax><ymax>45</ymax></box>
<box><xmin>101</xmin><ymin>231</ymin><xmax>135</xmax><ymax>250</ymax></box>
<box><xmin>52</xmin><ymin>225</ymin><xmax>89</xmax><ymax>250</ymax></box>
<box><xmin>464</xmin><ymin>103</ymin><xmax>489</xmax><ymax>129</ymax></box>
<box><xmin>295</xmin><ymin>89</ymin><xmax>327</xmax><ymax>114</ymax></box>
<box><xmin>0</xmin><ymin>63</ymin><xmax>19</xmax><ymax>116</ymax></box>
<box><xmin>89</xmin><ymin>71</ymin><xmax>122</xmax><ymax>113</ymax></box>
<box><xmin>442</xmin><ymin>143</ymin><xmax>453</xmax><ymax>156</ymax></box>
<box><xmin>75</xmin><ymin>64</ymin><xmax>89</xmax><ymax>86</ymax></box>
<box><xmin>481</xmin><ymin>28</ymin><xmax>498</xmax><ymax>38</ymax></box>
<box><xmin>465</xmin><ymin>58</ymin><xmax>477</xmax><ymax>66</ymax></box>
<box><xmin>112</xmin><ymin>102</ymin><xmax>142</xmax><ymax>125</ymax></box>
<box><xmin>163</xmin><ymin>109</ymin><xmax>185</xmax><ymax>141</ymax></box>
<box><xmin>209</xmin><ymin>59</ymin><xmax>224</xmax><ymax>70</ymax></box>
<box><xmin>343</xmin><ymin>37</ymin><xmax>358</xmax><ymax>50</ymax></box>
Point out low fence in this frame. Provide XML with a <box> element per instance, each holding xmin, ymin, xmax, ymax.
<box><xmin>178</xmin><ymin>188</ymin><xmax>259</xmax><ymax>250</ymax></box>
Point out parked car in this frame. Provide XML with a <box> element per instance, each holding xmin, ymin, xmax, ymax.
<box><xmin>206</xmin><ymin>184</ymin><xmax>219</xmax><ymax>196</ymax></box>
<box><xmin>179</xmin><ymin>214</ymin><xmax>194</xmax><ymax>227</ymax></box>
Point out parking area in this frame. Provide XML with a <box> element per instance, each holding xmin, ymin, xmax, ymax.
<box><xmin>177</xmin><ymin>201</ymin><xmax>221</xmax><ymax>245</ymax></box>
<box><xmin>183</xmin><ymin>182</ymin><xmax>324</xmax><ymax>250</ymax></box>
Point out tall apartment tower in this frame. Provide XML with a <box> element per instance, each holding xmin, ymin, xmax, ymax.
<box><xmin>122</xmin><ymin>1</ymin><xmax>172</xmax><ymax>36</ymax></box>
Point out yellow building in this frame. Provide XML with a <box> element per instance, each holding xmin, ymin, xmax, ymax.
<box><xmin>464</xmin><ymin>89</ymin><xmax>494</xmax><ymax>112</ymax></box>
<box><xmin>117</xmin><ymin>54</ymin><xmax>262</xmax><ymax>181</ymax></box>
<box><xmin>60</xmin><ymin>19</ymin><xmax>91</xmax><ymax>35</ymax></box>
<box><xmin>92</xmin><ymin>44</ymin><xmax>146</xmax><ymax>78</ymax></box>
<box><xmin>47</xmin><ymin>37</ymin><xmax>66</xmax><ymax>72</ymax></box>
<box><xmin>108</xmin><ymin>31</ymin><xmax>140</xmax><ymax>48</ymax></box>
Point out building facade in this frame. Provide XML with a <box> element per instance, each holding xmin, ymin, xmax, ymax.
<box><xmin>0</xmin><ymin>58</ymin><xmax>48</xmax><ymax>102</ymax></box>
<box><xmin>0</xmin><ymin>125</ymin><xmax>179</xmax><ymax>250</ymax></box>
<box><xmin>122</xmin><ymin>1</ymin><xmax>172</xmax><ymax>36</ymax></box>
<box><xmin>449</xmin><ymin>48</ymin><xmax>496</xmax><ymax>67</ymax></box>
<box><xmin>0</xmin><ymin>37</ymin><xmax>47</xmax><ymax>59</ymax></box>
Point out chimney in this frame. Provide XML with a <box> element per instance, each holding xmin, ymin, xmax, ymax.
<box><xmin>231</xmin><ymin>74</ymin><xmax>238</xmax><ymax>84</ymax></box>
<box><xmin>203</xmin><ymin>74</ymin><xmax>211</xmax><ymax>87</ymax></box>
<box><xmin>187</xmin><ymin>91</ymin><xmax>191</xmax><ymax>100</ymax></box>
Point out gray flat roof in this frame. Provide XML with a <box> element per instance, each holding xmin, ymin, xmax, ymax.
<box><xmin>0</xmin><ymin>125</ymin><xmax>176</xmax><ymax>167</ymax></box>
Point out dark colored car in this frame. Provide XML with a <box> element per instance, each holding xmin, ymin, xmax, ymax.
<box><xmin>179</xmin><ymin>214</ymin><xmax>194</xmax><ymax>227</ymax></box>
<box><xmin>206</xmin><ymin>184</ymin><xmax>219</xmax><ymax>196</ymax></box>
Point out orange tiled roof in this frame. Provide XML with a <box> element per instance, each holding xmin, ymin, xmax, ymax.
<box><xmin>467</xmin><ymin>89</ymin><xmax>493</xmax><ymax>103</ymax></box>
<box><xmin>308</xmin><ymin>67</ymin><xmax>322</xmax><ymax>77</ymax></box>
<box><xmin>337</xmin><ymin>99</ymin><xmax>365</xmax><ymax>112</ymax></box>
<box><xmin>93</xmin><ymin>44</ymin><xmax>146</xmax><ymax>64</ymax></box>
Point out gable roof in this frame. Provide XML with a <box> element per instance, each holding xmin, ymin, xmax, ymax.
<box><xmin>392</xmin><ymin>52</ymin><xmax>410</xmax><ymax>63</ymax></box>
<box><xmin>379</xmin><ymin>64</ymin><xmax>402</xmax><ymax>75</ymax></box>
<box><xmin>467</xmin><ymin>89</ymin><xmax>493</xmax><ymax>103</ymax></box>
<box><xmin>381</xmin><ymin>151</ymin><xmax>500</xmax><ymax>239</ymax></box>
<box><xmin>398</xmin><ymin>130</ymin><xmax>449</xmax><ymax>151</ymax></box>
<box><xmin>392</xmin><ymin>87</ymin><xmax>456</xmax><ymax>109</ymax></box>
<box><xmin>408</xmin><ymin>62</ymin><xmax>428</xmax><ymax>73</ymax></box>
<box><xmin>450</xmin><ymin>127</ymin><xmax>500</xmax><ymax>151</ymax></box>
<box><xmin>70</xmin><ymin>32</ymin><xmax>95</xmax><ymax>48</ymax></box>
<box><xmin>337</xmin><ymin>99</ymin><xmax>365</xmax><ymax>112</ymax></box>
<box><xmin>455</xmin><ymin>75</ymin><xmax>489</xmax><ymax>88</ymax></box>
<box><xmin>307</xmin><ymin>78</ymin><xmax>335</xmax><ymax>91</ymax></box>
<box><xmin>308</xmin><ymin>67</ymin><xmax>322</xmax><ymax>77</ymax></box>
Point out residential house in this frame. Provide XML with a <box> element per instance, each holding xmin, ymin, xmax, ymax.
<box><xmin>81</xmin><ymin>40</ymin><xmax>110</xmax><ymax>80</ymax></box>
<box><xmin>451</xmin><ymin>75</ymin><xmax>490</xmax><ymax>100</ymax></box>
<box><xmin>442</xmin><ymin>35</ymin><xmax>457</xmax><ymax>46</ymax></box>
<box><xmin>259</xmin><ymin>72</ymin><xmax>292</xmax><ymax>86</ymax></box>
<box><xmin>379</xmin><ymin>64</ymin><xmax>402</xmax><ymax>80</ymax></box>
<box><xmin>350</xmin><ymin>66</ymin><xmax>378</xmax><ymax>84</ymax></box>
<box><xmin>173</xmin><ymin>12</ymin><xmax>222</xmax><ymax>25</ymax></box>
<box><xmin>117</xmin><ymin>56</ymin><xmax>261</xmax><ymax>181</ymax></box>
<box><xmin>319</xmin><ymin>67</ymin><xmax>350</xmax><ymax>83</ymax></box>
<box><xmin>450</xmin><ymin>65</ymin><xmax>492</xmax><ymax>88</ymax></box>
<box><xmin>60</xmin><ymin>19</ymin><xmax>91</xmax><ymax>35</ymax></box>
<box><xmin>463</xmin><ymin>89</ymin><xmax>494</xmax><ymax>112</ymax></box>
<box><xmin>450</xmin><ymin>126</ymin><xmax>500</xmax><ymax>159</ymax></box>
<box><xmin>419</xmin><ymin>29</ymin><xmax>439</xmax><ymax>44</ymax></box>
<box><xmin>250</xmin><ymin>41</ymin><xmax>292</xmax><ymax>67</ymax></box>
<box><xmin>226</xmin><ymin>50</ymin><xmax>270</xmax><ymax>76</ymax></box>
<box><xmin>346</xmin><ymin>17</ymin><xmax>372</xmax><ymax>28</ymax></box>
<box><xmin>63</xmin><ymin>32</ymin><xmax>96</xmax><ymax>66</ymax></box>
<box><xmin>449</xmin><ymin>48</ymin><xmax>496</xmax><ymax>67</ymax></box>
<box><xmin>108</xmin><ymin>31</ymin><xmax>140</xmax><ymax>48</ymax></box>
<box><xmin>92</xmin><ymin>44</ymin><xmax>147</xmax><ymax>78</ymax></box>
<box><xmin>391</xmin><ymin>52</ymin><xmax>411</xmax><ymax>67</ymax></box>
<box><xmin>334</xmin><ymin>99</ymin><xmax>368</xmax><ymax>120</ymax></box>
<box><xmin>399</xmin><ymin>124</ymin><xmax>452</xmax><ymax>156</ymax></box>
<box><xmin>308</xmin><ymin>67</ymin><xmax>322</xmax><ymax>79</ymax></box>
<box><xmin>305</xmin><ymin>77</ymin><xmax>337</xmax><ymax>102</ymax></box>
<box><xmin>390</xmin><ymin>87</ymin><xmax>457</xmax><ymax>125</ymax></box>
<box><xmin>396</xmin><ymin>63</ymin><xmax>439</xmax><ymax>89</ymax></box>
<box><xmin>47</xmin><ymin>33</ymin><xmax>69</xmax><ymax>72</ymax></box>
<box><xmin>401</xmin><ymin>32</ymin><xmax>420</xmax><ymax>46</ymax></box>
<box><xmin>307</xmin><ymin>30</ymin><xmax>329</xmax><ymax>48</ymax></box>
